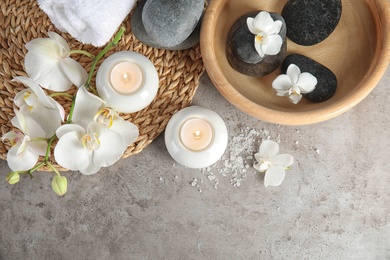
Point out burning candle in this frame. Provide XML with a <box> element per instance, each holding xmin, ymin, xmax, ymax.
<box><xmin>180</xmin><ymin>118</ymin><xmax>213</xmax><ymax>151</ymax></box>
<box><xmin>109</xmin><ymin>61</ymin><xmax>143</xmax><ymax>95</ymax></box>
<box><xmin>96</xmin><ymin>51</ymin><xmax>159</xmax><ymax>113</ymax></box>
<box><xmin>165</xmin><ymin>106</ymin><xmax>228</xmax><ymax>169</ymax></box>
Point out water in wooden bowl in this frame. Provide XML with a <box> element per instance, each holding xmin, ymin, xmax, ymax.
<box><xmin>201</xmin><ymin>0</ymin><xmax>390</xmax><ymax>125</ymax></box>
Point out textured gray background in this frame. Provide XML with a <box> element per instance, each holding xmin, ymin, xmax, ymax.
<box><xmin>0</xmin><ymin>65</ymin><xmax>389</xmax><ymax>259</ymax></box>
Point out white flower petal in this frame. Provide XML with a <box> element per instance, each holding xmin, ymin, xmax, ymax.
<box><xmin>60</xmin><ymin>58</ymin><xmax>88</xmax><ymax>88</ymax></box>
<box><xmin>110</xmin><ymin>118</ymin><xmax>139</xmax><ymax>146</ymax></box>
<box><xmin>259</xmin><ymin>140</ymin><xmax>279</xmax><ymax>160</ymax></box>
<box><xmin>11</xmin><ymin>108</ymin><xmax>28</xmax><ymax>133</ymax></box>
<box><xmin>254</xmin><ymin>152</ymin><xmax>261</xmax><ymax>163</ymax></box>
<box><xmin>254</xmin><ymin>42</ymin><xmax>265</xmax><ymax>57</ymax></box>
<box><xmin>253</xmin><ymin>11</ymin><xmax>274</xmax><ymax>32</ymax></box>
<box><xmin>266</xmin><ymin>20</ymin><xmax>283</xmax><ymax>35</ymax></box>
<box><xmin>247</xmin><ymin>17</ymin><xmax>261</xmax><ymax>35</ymax></box>
<box><xmin>259</xmin><ymin>162</ymin><xmax>270</xmax><ymax>172</ymax></box>
<box><xmin>48</xmin><ymin>31</ymin><xmax>70</xmax><ymax>53</ymax></box>
<box><xmin>52</xmin><ymin>99</ymin><xmax>66</xmax><ymax>121</ymax></box>
<box><xmin>80</xmin><ymin>156</ymin><xmax>102</xmax><ymax>175</ymax></box>
<box><xmin>20</xmin><ymin>106</ymin><xmax>62</xmax><ymax>137</ymax></box>
<box><xmin>56</xmin><ymin>124</ymin><xmax>85</xmax><ymax>139</ymax></box>
<box><xmin>54</xmin><ymin>131</ymin><xmax>89</xmax><ymax>171</ymax></box>
<box><xmin>272</xmin><ymin>74</ymin><xmax>292</xmax><ymax>95</ymax></box>
<box><xmin>264</xmin><ymin>166</ymin><xmax>286</xmax><ymax>187</ymax></box>
<box><xmin>15</xmin><ymin>108</ymin><xmax>47</xmax><ymax>138</ymax></box>
<box><xmin>287</xmin><ymin>64</ymin><xmax>301</xmax><ymax>85</ymax></box>
<box><xmin>88</xmin><ymin>123</ymin><xmax>126</xmax><ymax>167</ymax></box>
<box><xmin>12</xmin><ymin>77</ymin><xmax>55</xmax><ymax>108</ymax></box>
<box><xmin>262</xmin><ymin>34</ymin><xmax>283</xmax><ymax>56</ymax></box>
<box><xmin>271</xmin><ymin>154</ymin><xmax>294</xmax><ymax>168</ymax></box>
<box><xmin>289</xmin><ymin>93</ymin><xmax>302</xmax><ymax>104</ymax></box>
<box><xmin>297</xmin><ymin>72</ymin><xmax>318</xmax><ymax>93</ymax></box>
<box><xmin>2</xmin><ymin>131</ymin><xmax>20</xmax><ymax>145</ymax></box>
<box><xmin>29</xmin><ymin>140</ymin><xmax>48</xmax><ymax>156</ymax></box>
<box><xmin>72</xmin><ymin>87</ymin><xmax>105</xmax><ymax>128</ymax></box>
<box><xmin>17</xmin><ymin>135</ymin><xmax>30</xmax><ymax>155</ymax></box>
<box><xmin>25</xmin><ymin>38</ymin><xmax>63</xmax><ymax>57</ymax></box>
<box><xmin>14</xmin><ymin>89</ymin><xmax>30</xmax><ymax>108</ymax></box>
<box><xmin>7</xmin><ymin>144</ymin><xmax>39</xmax><ymax>171</ymax></box>
<box><xmin>25</xmin><ymin>52</ymin><xmax>72</xmax><ymax>91</ymax></box>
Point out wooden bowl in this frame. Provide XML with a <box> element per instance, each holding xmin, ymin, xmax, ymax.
<box><xmin>200</xmin><ymin>0</ymin><xmax>390</xmax><ymax>125</ymax></box>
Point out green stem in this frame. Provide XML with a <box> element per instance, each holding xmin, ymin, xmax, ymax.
<box><xmin>68</xmin><ymin>50</ymin><xmax>95</xmax><ymax>59</ymax></box>
<box><xmin>66</xmin><ymin>96</ymin><xmax>77</xmax><ymax>124</ymax></box>
<box><xmin>84</xmin><ymin>27</ymin><xmax>125</xmax><ymax>92</ymax></box>
<box><xmin>45</xmin><ymin>134</ymin><xmax>57</xmax><ymax>161</ymax></box>
<box><xmin>29</xmin><ymin>162</ymin><xmax>46</xmax><ymax>173</ymax></box>
<box><xmin>50</xmin><ymin>93</ymin><xmax>74</xmax><ymax>99</ymax></box>
<box><xmin>47</xmin><ymin>161</ymin><xmax>60</xmax><ymax>176</ymax></box>
<box><xmin>30</xmin><ymin>137</ymin><xmax>48</xmax><ymax>142</ymax></box>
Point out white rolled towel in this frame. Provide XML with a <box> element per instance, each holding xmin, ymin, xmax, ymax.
<box><xmin>37</xmin><ymin>0</ymin><xmax>137</xmax><ymax>47</ymax></box>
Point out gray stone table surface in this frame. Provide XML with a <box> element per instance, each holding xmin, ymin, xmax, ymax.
<box><xmin>0</xmin><ymin>65</ymin><xmax>389</xmax><ymax>259</ymax></box>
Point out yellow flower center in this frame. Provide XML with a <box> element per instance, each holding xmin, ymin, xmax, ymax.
<box><xmin>81</xmin><ymin>133</ymin><xmax>100</xmax><ymax>151</ymax></box>
<box><xmin>94</xmin><ymin>108</ymin><xmax>116</xmax><ymax>128</ymax></box>
<box><xmin>255</xmin><ymin>34</ymin><xmax>266</xmax><ymax>43</ymax></box>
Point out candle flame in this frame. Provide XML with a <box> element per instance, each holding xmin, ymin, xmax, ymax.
<box><xmin>194</xmin><ymin>130</ymin><xmax>201</xmax><ymax>139</ymax></box>
<box><xmin>122</xmin><ymin>73</ymin><xmax>129</xmax><ymax>83</ymax></box>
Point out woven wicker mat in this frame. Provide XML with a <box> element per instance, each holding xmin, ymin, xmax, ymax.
<box><xmin>0</xmin><ymin>0</ymin><xmax>205</xmax><ymax>171</ymax></box>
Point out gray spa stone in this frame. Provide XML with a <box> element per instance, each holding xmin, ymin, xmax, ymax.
<box><xmin>282</xmin><ymin>54</ymin><xmax>337</xmax><ymax>102</ymax></box>
<box><xmin>131</xmin><ymin>0</ymin><xmax>202</xmax><ymax>50</ymax></box>
<box><xmin>141</xmin><ymin>0</ymin><xmax>204</xmax><ymax>48</ymax></box>
<box><xmin>282</xmin><ymin>0</ymin><xmax>342</xmax><ymax>46</ymax></box>
<box><xmin>226</xmin><ymin>11</ymin><xmax>287</xmax><ymax>77</ymax></box>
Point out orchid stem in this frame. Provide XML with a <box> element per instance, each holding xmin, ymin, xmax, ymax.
<box><xmin>29</xmin><ymin>162</ymin><xmax>46</xmax><ymax>173</ymax></box>
<box><xmin>47</xmin><ymin>161</ymin><xmax>60</xmax><ymax>176</ymax></box>
<box><xmin>45</xmin><ymin>134</ymin><xmax>57</xmax><ymax>162</ymax></box>
<box><xmin>50</xmin><ymin>93</ymin><xmax>74</xmax><ymax>100</ymax></box>
<box><xmin>30</xmin><ymin>137</ymin><xmax>48</xmax><ymax>142</ymax></box>
<box><xmin>66</xmin><ymin>96</ymin><xmax>76</xmax><ymax>124</ymax></box>
<box><xmin>68</xmin><ymin>50</ymin><xmax>95</xmax><ymax>59</ymax></box>
<box><xmin>84</xmin><ymin>26</ymin><xmax>125</xmax><ymax>93</ymax></box>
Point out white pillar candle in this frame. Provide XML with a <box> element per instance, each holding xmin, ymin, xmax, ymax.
<box><xmin>165</xmin><ymin>106</ymin><xmax>228</xmax><ymax>169</ymax></box>
<box><xmin>96</xmin><ymin>51</ymin><xmax>159</xmax><ymax>113</ymax></box>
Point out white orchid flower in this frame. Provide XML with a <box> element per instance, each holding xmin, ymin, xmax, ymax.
<box><xmin>272</xmin><ymin>64</ymin><xmax>317</xmax><ymax>104</ymax></box>
<box><xmin>24</xmin><ymin>31</ymin><xmax>88</xmax><ymax>92</ymax></box>
<box><xmin>13</xmin><ymin>76</ymin><xmax>65</xmax><ymax>137</ymax></box>
<box><xmin>254</xmin><ymin>140</ymin><xmax>294</xmax><ymax>187</ymax></box>
<box><xmin>71</xmin><ymin>87</ymin><xmax>139</xmax><ymax>146</ymax></box>
<box><xmin>247</xmin><ymin>11</ymin><xmax>283</xmax><ymax>58</ymax></box>
<box><xmin>54</xmin><ymin>122</ymin><xmax>127</xmax><ymax>175</ymax></box>
<box><xmin>2</xmin><ymin>109</ymin><xmax>47</xmax><ymax>171</ymax></box>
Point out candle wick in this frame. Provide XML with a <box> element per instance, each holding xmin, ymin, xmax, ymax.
<box><xmin>194</xmin><ymin>130</ymin><xmax>201</xmax><ymax>139</ymax></box>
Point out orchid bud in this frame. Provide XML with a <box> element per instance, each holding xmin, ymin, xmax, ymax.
<box><xmin>6</xmin><ymin>171</ymin><xmax>20</xmax><ymax>185</ymax></box>
<box><xmin>52</xmin><ymin>175</ymin><xmax>67</xmax><ymax>196</ymax></box>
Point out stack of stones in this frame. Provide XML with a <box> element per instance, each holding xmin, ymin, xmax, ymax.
<box><xmin>131</xmin><ymin>0</ymin><xmax>204</xmax><ymax>50</ymax></box>
<box><xmin>227</xmin><ymin>0</ymin><xmax>342</xmax><ymax>102</ymax></box>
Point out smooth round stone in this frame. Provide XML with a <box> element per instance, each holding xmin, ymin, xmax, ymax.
<box><xmin>282</xmin><ymin>0</ymin><xmax>342</xmax><ymax>46</ymax></box>
<box><xmin>226</xmin><ymin>11</ymin><xmax>287</xmax><ymax>77</ymax></box>
<box><xmin>282</xmin><ymin>54</ymin><xmax>337</xmax><ymax>102</ymax></box>
<box><xmin>142</xmin><ymin>0</ymin><xmax>204</xmax><ymax>48</ymax></box>
<box><xmin>131</xmin><ymin>0</ymin><xmax>201</xmax><ymax>50</ymax></box>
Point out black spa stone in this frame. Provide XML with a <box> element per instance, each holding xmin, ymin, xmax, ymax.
<box><xmin>131</xmin><ymin>0</ymin><xmax>202</xmax><ymax>50</ymax></box>
<box><xmin>226</xmin><ymin>11</ymin><xmax>287</xmax><ymax>77</ymax></box>
<box><xmin>282</xmin><ymin>54</ymin><xmax>337</xmax><ymax>102</ymax></box>
<box><xmin>282</xmin><ymin>0</ymin><xmax>342</xmax><ymax>46</ymax></box>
